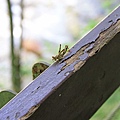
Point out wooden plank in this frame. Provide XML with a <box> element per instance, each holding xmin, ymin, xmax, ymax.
<box><xmin>28</xmin><ymin>32</ymin><xmax>120</xmax><ymax>120</ymax></box>
<box><xmin>0</xmin><ymin>6</ymin><xmax>120</xmax><ymax>120</ymax></box>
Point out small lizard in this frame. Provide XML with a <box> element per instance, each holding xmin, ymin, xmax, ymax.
<box><xmin>32</xmin><ymin>44</ymin><xmax>69</xmax><ymax>79</ymax></box>
<box><xmin>52</xmin><ymin>44</ymin><xmax>69</xmax><ymax>61</ymax></box>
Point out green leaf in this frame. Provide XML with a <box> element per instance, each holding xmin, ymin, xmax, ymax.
<box><xmin>0</xmin><ymin>90</ymin><xmax>16</xmax><ymax>109</ymax></box>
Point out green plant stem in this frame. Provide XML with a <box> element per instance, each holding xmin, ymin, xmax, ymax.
<box><xmin>7</xmin><ymin>0</ymin><xmax>21</xmax><ymax>92</ymax></box>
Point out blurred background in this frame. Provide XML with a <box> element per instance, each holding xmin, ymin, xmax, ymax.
<box><xmin>0</xmin><ymin>0</ymin><xmax>120</xmax><ymax>119</ymax></box>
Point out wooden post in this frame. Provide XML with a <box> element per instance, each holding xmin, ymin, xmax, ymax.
<box><xmin>0</xmin><ymin>6</ymin><xmax>120</xmax><ymax>120</ymax></box>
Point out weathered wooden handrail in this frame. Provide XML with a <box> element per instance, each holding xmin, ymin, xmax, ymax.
<box><xmin>0</xmin><ymin>6</ymin><xmax>120</xmax><ymax>120</ymax></box>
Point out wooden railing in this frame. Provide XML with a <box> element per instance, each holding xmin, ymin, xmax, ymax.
<box><xmin>0</xmin><ymin>5</ymin><xmax>120</xmax><ymax>120</ymax></box>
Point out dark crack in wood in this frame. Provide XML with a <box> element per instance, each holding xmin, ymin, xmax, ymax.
<box><xmin>20</xmin><ymin>104</ymin><xmax>40</xmax><ymax>120</ymax></box>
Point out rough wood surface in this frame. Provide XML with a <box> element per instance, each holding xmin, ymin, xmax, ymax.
<box><xmin>0</xmin><ymin>6</ymin><xmax>120</xmax><ymax>120</ymax></box>
<box><xmin>28</xmin><ymin>32</ymin><xmax>120</xmax><ymax>120</ymax></box>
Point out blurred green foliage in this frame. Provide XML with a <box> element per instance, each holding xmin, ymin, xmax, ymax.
<box><xmin>91</xmin><ymin>88</ymin><xmax>120</xmax><ymax>120</ymax></box>
<box><xmin>79</xmin><ymin>19</ymin><xmax>99</xmax><ymax>38</ymax></box>
<box><xmin>102</xmin><ymin>0</ymin><xmax>117</xmax><ymax>13</ymax></box>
